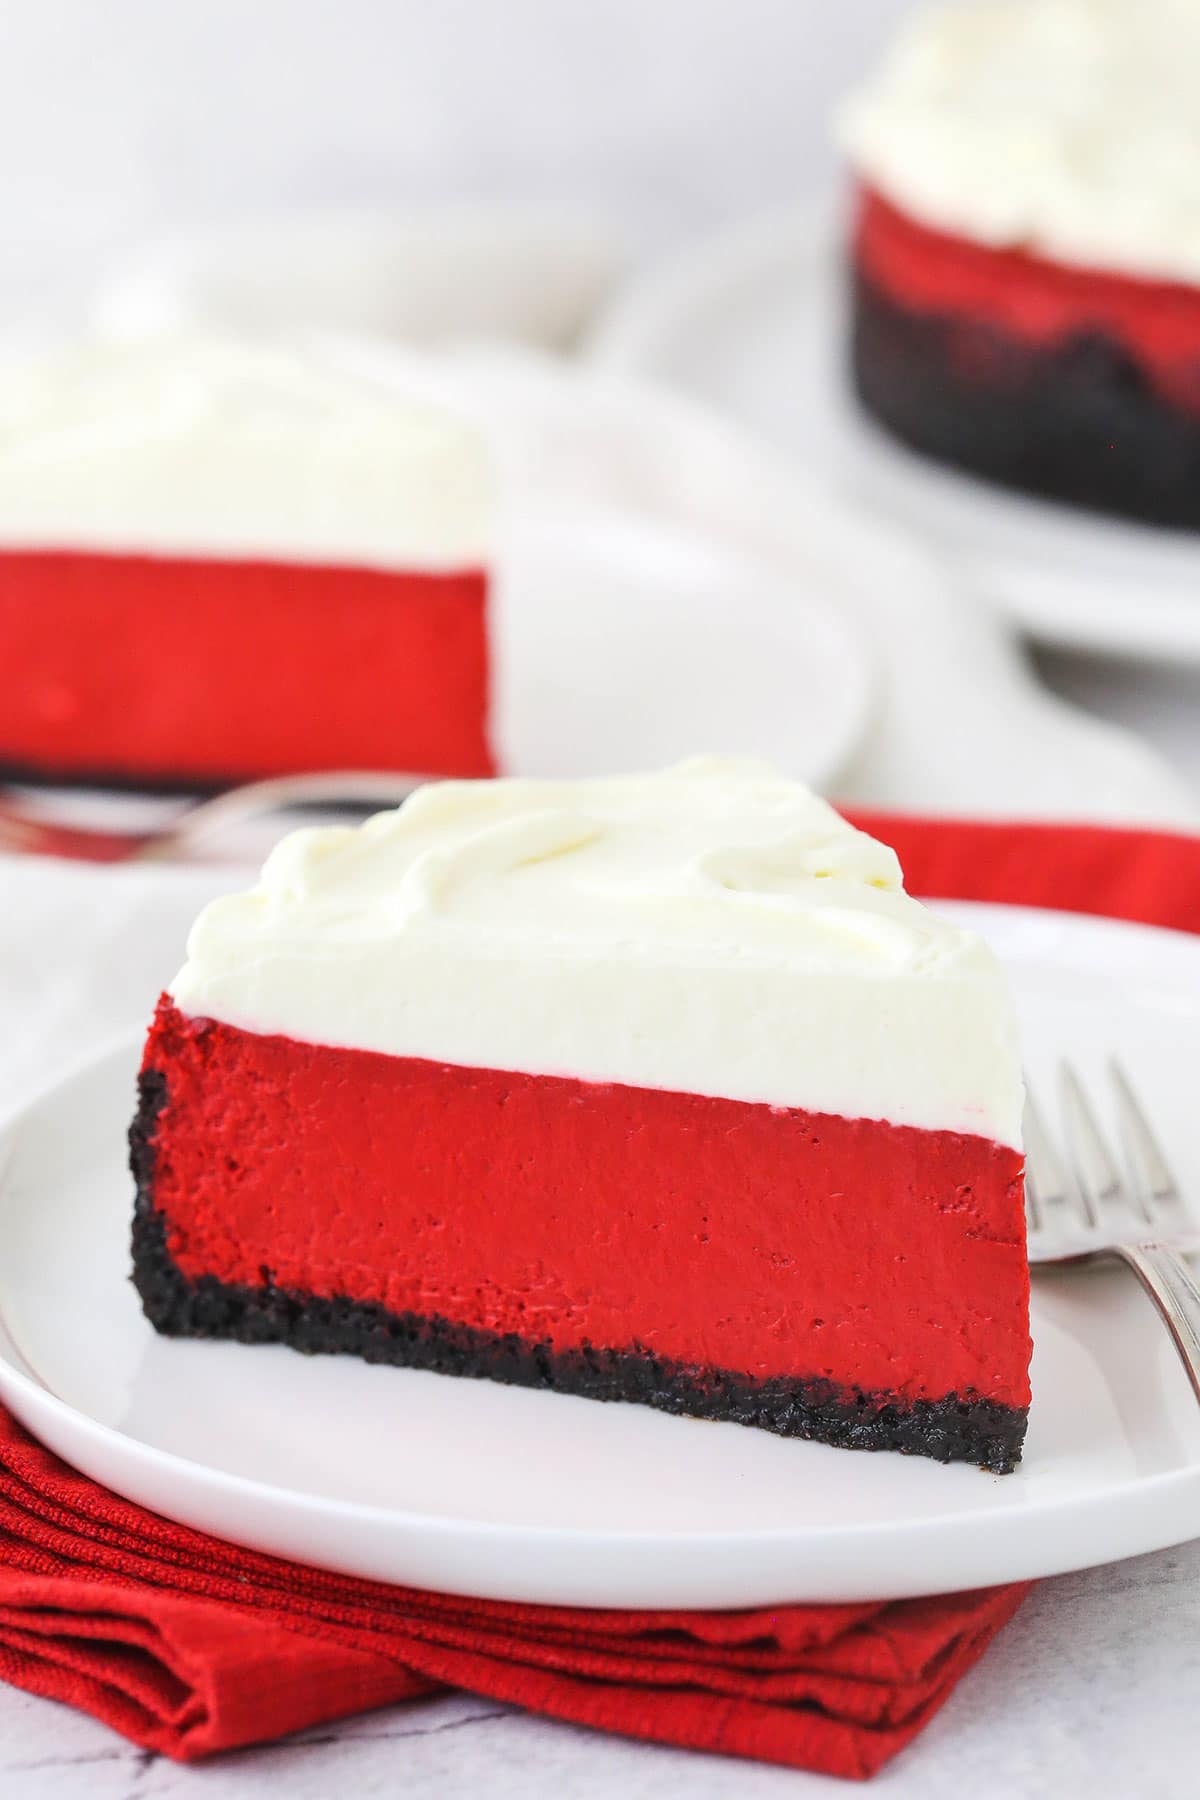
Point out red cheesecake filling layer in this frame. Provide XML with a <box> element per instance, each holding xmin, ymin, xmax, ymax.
<box><xmin>138</xmin><ymin>999</ymin><xmax>1031</xmax><ymax>1413</ymax></box>
<box><xmin>855</xmin><ymin>185</ymin><xmax>1200</xmax><ymax>415</ymax></box>
<box><xmin>0</xmin><ymin>550</ymin><xmax>492</xmax><ymax>784</ymax></box>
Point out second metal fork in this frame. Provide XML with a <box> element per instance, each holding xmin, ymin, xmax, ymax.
<box><xmin>0</xmin><ymin>770</ymin><xmax>428</xmax><ymax>863</ymax></box>
<box><xmin>1025</xmin><ymin>1060</ymin><xmax>1200</xmax><ymax>1403</ymax></box>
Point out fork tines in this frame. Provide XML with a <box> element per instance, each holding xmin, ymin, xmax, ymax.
<box><xmin>1025</xmin><ymin>1059</ymin><xmax>1179</xmax><ymax>1238</ymax></box>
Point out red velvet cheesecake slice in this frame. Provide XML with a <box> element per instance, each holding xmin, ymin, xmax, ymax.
<box><xmin>840</xmin><ymin>1</ymin><xmax>1200</xmax><ymax>527</ymax></box>
<box><xmin>131</xmin><ymin>759</ymin><xmax>1031</xmax><ymax>1470</ymax></box>
<box><xmin>0</xmin><ymin>338</ymin><xmax>494</xmax><ymax>786</ymax></box>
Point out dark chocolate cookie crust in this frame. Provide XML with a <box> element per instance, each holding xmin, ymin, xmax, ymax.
<box><xmin>129</xmin><ymin>1068</ymin><xmax>1028</xmax><ymax>1475</ymax></box>
<box><xmin>851</xmin><ymin>268</ymin><xmax>1200</xmax><ymax>530</ymax></box>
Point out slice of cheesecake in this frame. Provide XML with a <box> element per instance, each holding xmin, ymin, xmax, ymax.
<box><xmin>0</xmin><ymin>337</ymin><xmax>493</xmax><ymax>787</ymax></box>
<box><xmin>131</xmin><ymin>758</ymin><xmax>1030</xmax><ymax>1471</ymax></box>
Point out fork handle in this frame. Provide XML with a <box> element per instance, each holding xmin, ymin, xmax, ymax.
<box><xmin>1114</xmin><ymin>1243</ymin><xmax>1200</xmax><ymax>1404</ymax></box>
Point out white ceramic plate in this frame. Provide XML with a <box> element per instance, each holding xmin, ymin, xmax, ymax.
<box><xmin>2</xmin><ymin>899</ymin><xmax>1200</xmax><ymax>1608</ymax></box>
<box><xmin>592</xmin><ymin>212</ymin><xmax>1200</xmax><ymax>664</ymax></box>
<box><xmin>90</xmin><ymin>208</ymin><xmax>622</xmax><ymax>353</ymax></box>
<box><xmin>373</xmin><ymin>345</ymin><xmax>874</xmax><ymax>789</ymax></box>
<box><xmin>493</xmin><ymin>505</ymin><xmax>868</xmax><ymax>786</ymax></box>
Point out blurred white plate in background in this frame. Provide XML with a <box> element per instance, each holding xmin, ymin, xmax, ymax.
<box><xmin>92</xmin><ymin>208</ymin><xmax>622</xmax><ymax>352</ymax></box>
<box><xmin>330</xmin><ymin>343</ymin><xmax>1195</xmax><ymax>824</ymax></box>
<box><xmin>592</xmin><ymin>212</ymin><xmax>1200</xmax><ymax>666</ymax></box>
<box><xmin>3</xmin><ymin>901</ymin><xmax>1200</xmax><ymax>1606</ymax></box>
<box><xmin>347</xmin><ymin>341</ymin><xmax>875</xmax><ymax>789</ymax></box>
<box><xmin>494</xmin><ymin>507</ymin><xmax>869</xmax><ymax>787</ymax></box>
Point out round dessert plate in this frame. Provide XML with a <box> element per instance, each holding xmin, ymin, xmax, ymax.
<box><xmin>323</xmin><ymin>340</ymin><xmax>871</xmax><ymax>793</ymax></box>
<box><xmin>3</xmin><ymin>900</ymin><xmax>1200</xmax><ymax>1608</ymax></box>
<box><xmin>493</xmin><ymin>504</ymin><xmax>868</xmax><ymax>787</ymax></box>
<box><xmin>591</xmin><ymin>212</ymin><xmax>1200</xmax><ymax>664</ymax></box>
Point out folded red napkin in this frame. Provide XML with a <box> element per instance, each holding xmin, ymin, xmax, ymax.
<box><xmin>0</xmin><ymin>1401</ymin><xmax>1027</xmax><ymax>1777</ymax></box>
<box><xmin>2</xmin><ymin>813</ymin><xmax>1196</xmax><ymax>1778</ymax></box>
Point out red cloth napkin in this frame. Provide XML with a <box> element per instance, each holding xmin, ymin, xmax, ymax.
<box><xmin>2</xmin><ymin>813</ymin><xmax>1196</xmax><ymax>1777</ymax></box>
<box><xmin>846</xmin><ymin>810</ymin><xmax>1200</xmax><ymax>935</ymax></box>
<box><xmin>0</xmin><ymin>1401</ymin><xmax>1027</xmax><ymax>1777</ymax></box>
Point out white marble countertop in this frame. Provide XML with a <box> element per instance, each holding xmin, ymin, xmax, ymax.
<box><xmin>1</xmin><ymin>1540</ymin><xmax>1195</xmax><ymax>1799</ymax></box>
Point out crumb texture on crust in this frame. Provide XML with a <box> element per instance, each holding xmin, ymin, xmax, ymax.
<box><xmin>130</xmin><ymin>1190</ymin><xmax>1028</xmax><ymax>1475</ymax></box>
<box><xmin>852</xmin><ymin>269</ymin><xmax>1200</xmax><ymax>529</ymax></box>
<box><xmin>852</xmin><ymin>186</ymin><xmax>1200</xmax><ymax>419</ymax></box>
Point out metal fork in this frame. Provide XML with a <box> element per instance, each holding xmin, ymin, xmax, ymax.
<box><xmin>1026</xmin><ymin>1060</ymin><xmax>1200</xmax><ymax>1403</ymax></box>
<box><xmin>0</xmin><ymin>769</ymin><xmax>429</xmax><ymax>863</ymax></box>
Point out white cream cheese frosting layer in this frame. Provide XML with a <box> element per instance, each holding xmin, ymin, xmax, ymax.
<box><xmin>0</xmin><ymin>336</ymin><xmax>490</xmax><ymax>569</ymax></box>
<box><xmin>170</xmin><ymin>758</ymin><xmax>1023</xmax><ymax>1146</ymax></box>
<box><xmin>840</xmin><ymin>0</ymin><xmax>1200</xmax><ymax>285</ymax></box>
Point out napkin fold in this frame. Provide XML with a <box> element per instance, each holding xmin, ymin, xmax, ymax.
<box><xmin>3</xmin><ymin>810</ymin><xmax>1197</xmax><ymax>1777</ymax></box>
<box><xmin>0</xmin><ymin>1402</ymin><xmax>1027</xmax><ymax>1777</ymax></box>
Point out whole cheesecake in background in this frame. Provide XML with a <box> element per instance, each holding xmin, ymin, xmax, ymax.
<box><xmin>840</xmin><ymin>0</ymin><xmax>1200</xmax><ymax>529</ymax></box>
<box><xmin>131</xmin><ymin>758</ymin><xmax>1032</xmax><ymax>1472</ymax></box>
<box><xmin>0</xmin><ymin>338</ymin><xmax>494</xmax><ymax>787</ymax></box>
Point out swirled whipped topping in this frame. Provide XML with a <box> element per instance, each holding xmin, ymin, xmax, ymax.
<box><xmin>840</xmin><ymin>0</ymin><xmax>1200</xmax><ymax>284</ymax></box>
<box><xmin>171</xmin><ymin>759</ymin><xmax>1023</xmax><ymax>1144</ymax></box>
<box><xmin>0</xmin><ymin>335</ymin><xmax>490</xmax><ymax>568</ymax></box>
